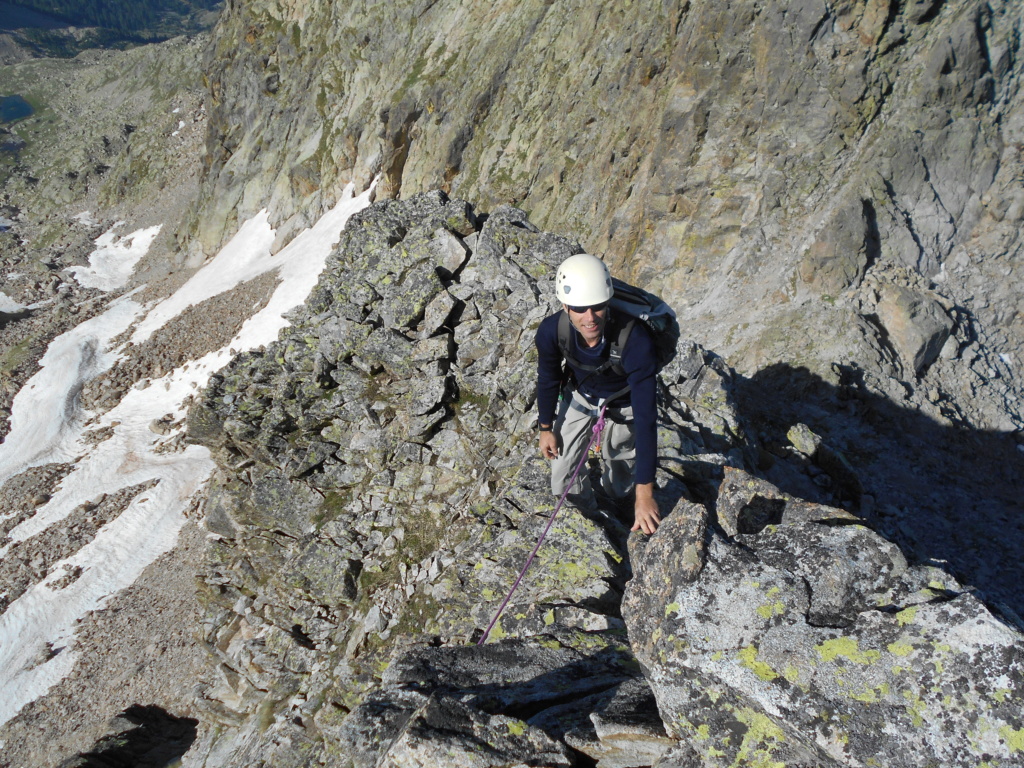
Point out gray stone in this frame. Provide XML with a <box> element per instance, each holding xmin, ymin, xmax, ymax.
<box><xmin>799</xmin><ymin>196</ymin><xmax>870</xmax><ymax>298</ymax></box>
<box><xmin>623</xmin><ymin>477</ymin><xmax>1024</xmax><ymax>767</ymax></box>
<box><xmin>381</xmin><ymin>694</ymin><xmax>573</xmax><ymax>768</ymax></box>
<box><xmin>421</xmin><ymin>290</ymin><xmax>457</xmax><ymax>336</ymax></box>
<box><xmin>577</xmin><ymin>678</ymin><xmax>674</xmax><ymax>768</ymax></box>
<box><xmin>431</xmin><ymin>228</ymin><xmax>471</xmax><ymax>276</ymax></box>
<box><xmin>736</xmin><ymin>521</ymin><xmax>908</xmax><ymax>628</ymax></box>
<box><xmin>876</xmin><ymin>285</ymin><xmax>955</xmax><ymax>376</ymax></box>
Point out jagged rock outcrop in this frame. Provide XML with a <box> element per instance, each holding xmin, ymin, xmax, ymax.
<box><xmin>876</xmin><ymin>284</ymin><xmax>955</xmax><ymax>377</ymax></box>
<box><xmin>623</xmin><ymin>467</ymin><xmax>1024</xmax><ymax>767</ymax></box>
<box><xmin>184</xmin><ymin>192</ymin><xmax>750</xmax><ymax>764</ymax></box>
<box><xmin>183</xmin><ymin>193</ymin><xmax>1020</xmax><ymax>766</ymax></box>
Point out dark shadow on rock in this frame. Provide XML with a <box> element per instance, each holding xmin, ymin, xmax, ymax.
<box><xmin>388</xmin><ymin>638</ymin><xmax>641</xmax><ymax>720</ymax></box>
<box><xmin>361</xmin><ymin>638</ymin><xmax>663</xmax><ymax>768</ymax></box>
<box><xmin>731</xmin><ymin>361</ymin><xmax>1024</xmax><ymax>625</ymax></box>
<box><xmin>57</xmin><ymin>704</ymin><xmax>198</xmax><ymax>768</ymax></box>
<box><xmin>471</xmin><ymin>649</ymin><xmax>636</xmax><ymax>722</ymax></box>
<box><xmin>0</xmin><ymin>308</ymin><xmax>31</xmax><ymax>330</ymax></box>
<box><xmin>400</xmin><ymin>639</ymin><xmax>654</xmax><ymax>745</ymax></box>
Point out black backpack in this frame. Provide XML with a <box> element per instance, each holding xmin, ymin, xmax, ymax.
<box><xmin>557</xmin><ymin>278</ymin><xmax>679</xmax><ymax>385</ymax></box>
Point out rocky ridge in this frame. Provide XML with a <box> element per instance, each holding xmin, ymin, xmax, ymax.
<box><xmin>182</xmin><ymin>192</ymin><xmax>1024</xmax><ymax>766</ymax></box>
<box><xmin>182</xmin><ymin>192</ymin><xmax>743</xmax><ymax>765</ymax></box>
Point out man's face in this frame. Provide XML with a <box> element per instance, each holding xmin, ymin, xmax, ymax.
<box><xmin>563</xmin><ymin>301</ymin><xmax>609</xmax><ymax>347</ymax></box>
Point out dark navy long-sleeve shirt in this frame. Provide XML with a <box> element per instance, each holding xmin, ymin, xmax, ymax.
<box><xmin>535</xmin><ymin>310</ymin><xmax>658</xmax><ymax>485</ymax></box>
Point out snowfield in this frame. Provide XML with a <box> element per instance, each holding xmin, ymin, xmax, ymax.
<box><xmin>0</xmin><ymin>183</ymin><xmax>374</xmax><ymax>726</ymax></box>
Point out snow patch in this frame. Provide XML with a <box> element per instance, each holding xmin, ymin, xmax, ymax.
<box><xmin>0</xmin><ymin>293</ymin><xmax>143</xmax><ymax>487</ymax></box>
<box><xmin>0</xmin><ymin>292</ymin><xmax>51</xmax><ymax>314</ymax></box>
<box><xmin>69</xmin><ymin>224</ymin><xmax>162</xmax><ymax>292</ymax></box>
<box><xmin>131</xmin><ymin>181</ymin><xmax>370</xmax><ymax>346</ymax></box>
<box><xmin>130</xmin><ymin>212</ymin><xmax>274</xmax><ymax>345</ymax></box>
<box><xmin>72</xmin><ymin>211</ymin><xmax>98</xmax><ymax>228</ymax></box>
<box><xmin>0</xmin><ymin>292</ymin><xmax>25</xmax><ymax>314</ymax></box>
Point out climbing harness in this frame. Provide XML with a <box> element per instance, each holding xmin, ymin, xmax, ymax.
<box><xmin>478</xmin><ymin>403</ymin><xmax>608</xmax><ymax>645</ymax></box>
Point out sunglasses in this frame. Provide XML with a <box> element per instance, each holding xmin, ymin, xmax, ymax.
<box><xmin>567</xmin><ymin>301</ymin><xmax>609</xmax><ymax>314</ymax></box>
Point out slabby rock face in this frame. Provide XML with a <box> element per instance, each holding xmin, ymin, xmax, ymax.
<box><xmin>623</xmin><ymin>467</ymin><xmax>1024</xmax><ymax>767</ymax></box>
<box><xmin>184</xmin><ymin>192</ymin><xmax>749</xmax><ymax>765</ymax></box>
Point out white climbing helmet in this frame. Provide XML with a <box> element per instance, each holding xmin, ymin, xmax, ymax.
<box><xmin>555</xmin><ymin>254</ymin><xmax>613</xmax><ymax>306</ymax></box>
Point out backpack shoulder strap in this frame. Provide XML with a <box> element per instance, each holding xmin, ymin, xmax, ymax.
<box><xmin>557</xmin><ymin>311</ymin><xmax>574</xmax><ymax>363</ymax></box>
<box><xmin>608</xmin><ymin>316</ymin><xmax>636</xmax><ymax>376</ymax></box>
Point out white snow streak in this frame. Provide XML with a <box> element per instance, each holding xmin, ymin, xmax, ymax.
<box><xmin>0</xmin><ymin>182</ymin><xmax>373</xmax><ymax>726</ymax></box>
<box><xmin>0</xmin><ymin>293</ymin><xmax>143</xmax><ymax>486</ymax></box>
<box><xmin>72</xmin><ymin>211</ymin><xmax>98</xmax><ymax>228</ymax></box>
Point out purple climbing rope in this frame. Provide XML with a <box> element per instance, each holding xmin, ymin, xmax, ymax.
<box><xmin>478</xmin><ymin>404</ymin><xmax>608</xmax><ymax>645</ymax></box>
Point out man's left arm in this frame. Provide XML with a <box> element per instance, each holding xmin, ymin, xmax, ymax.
<box><xmin>623</xmin><ymin>327</ymin><xmax>660</xmax><ymax>533</ymax></box>
<box><xmin>634</xmin><ymin>481</ymin><xmax>661</xmax><ymax>534</ymax></box>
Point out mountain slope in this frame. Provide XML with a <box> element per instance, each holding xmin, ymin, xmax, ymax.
<box><xmin>0</xmin><ymin>0</ymin><xmax>1022</xmax><ymax>764</ymax></box>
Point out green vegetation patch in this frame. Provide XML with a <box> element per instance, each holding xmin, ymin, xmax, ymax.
<box><xmin>0</xmin><ymin>336</ymin><xmax>36</xmax><ymax>377</ymax></box>
<box><xmin>999</xmin><ymin>725</ymin><xmax>1024</xmax><ymax>754</ymax></box>
<box><xmin>896</xmin><ymin>606</ymin><xmax>918</xmax><ymax>626</ymax></box>
<box><xmin>733</xmin><ymin>706</ymin><xmax>788</xmax><ymax>768</ymax></box>
<box><xmin>392</xmin><ymin>591</ymin><xmax>442</xmax><ymax>637</ymax></box>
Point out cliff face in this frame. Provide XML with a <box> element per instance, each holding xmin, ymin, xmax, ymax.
<box><xmin>195</xmin><ymin>0</ymin><xmax>1022</xmax><ymax>433</ymax></box>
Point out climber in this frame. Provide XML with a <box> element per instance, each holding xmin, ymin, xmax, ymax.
<box><xmin>535</xmin><ymin>253</ymin><xmax>661</xmax><ymax>534</ymax></box>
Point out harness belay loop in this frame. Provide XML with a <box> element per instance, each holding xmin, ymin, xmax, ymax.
<box><xmin>478</xmin><ymin>404</ymin><xmax>608</xmax><ymax>645</ymax></box>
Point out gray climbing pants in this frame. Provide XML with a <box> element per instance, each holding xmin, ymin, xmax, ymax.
<box><xmin>550</xmin><ymin>389</ymin><xmax>636</xmax><ymax>505</ymax></box>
